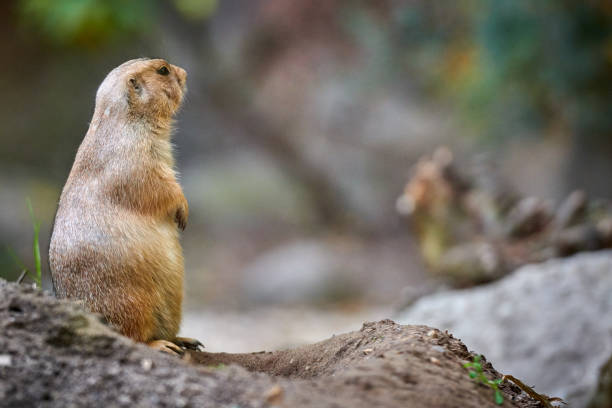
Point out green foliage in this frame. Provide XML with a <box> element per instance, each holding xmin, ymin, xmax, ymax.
<box><xmin>473</xmin><ymin>1</ymin><xmax>612</xmax><ymax>139</ymax></box>
<box><xmin>17</xmin><ymin>0</ymin><xmax>156</xmax><ymax>47</ymax></box>
<box><xmin>172</xmin><ymin>0</ymin><xmax>217</xmax><ymax>21</ymax></box>
<box><xmin>26</xmin><ymin>198</ymin><xmax>42</xmax><ymax>287</ymax></box>
<box><xmin>463</xmin><ymin>355</ymin><xmax>504</xmax><ymax>405</ymax></box>
<box><xmin>6</xmin><ymin>199</ymin><xmax>42</xmax><ymax>287</ymax></box>
<box><xmin>390</xmin><ymin>0</ymin><xmax>612</xmax><ymax>141</ymax></box>
<box><xmin>16</xmin><ymin>0</ymin><xmax>219</xmax><ymax>47</ymax></box>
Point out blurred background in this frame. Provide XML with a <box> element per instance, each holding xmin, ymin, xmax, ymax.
<box><xmin>1</xmin><ymin>1</ymin><xmax>612</xmax><ymax>404</ymax></box>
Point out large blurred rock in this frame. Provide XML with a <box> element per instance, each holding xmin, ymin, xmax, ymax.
<box><xmin>397</xmin><ymin>251</ymin><xmax>612</xmax><ymax>408</ymax></box>
<box><xmin>183</xmin><ymin>151</ymin><xmax>316</xmax><ymax>231</ymax></box>
<box><xmin>239</xmin><ymin>237</ymin><xmax>427</xmax><ymax>306</ymax></box>
<box><xmin>241</xmin><ymin>240</ymin><xmax>355</xmax><ymax>304</ymax></box>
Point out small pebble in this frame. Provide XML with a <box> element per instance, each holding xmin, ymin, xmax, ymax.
<box><xmin>0</xmin><ymin>355</ymin><xmax>12</xmax><ymax>366</ymax></box>
<box><xmin>108</xmin><ymin>363</ymin><xmax>120</xmax><ymax>375</ymax></box>
<box><xmin>141</xmin><ymin>359</ymin><xmax>153</xmax><ymax>371</ymax></box>
<box><xmin>431</xmin><ymin>345</ymin><xmax>446</xmax><ymax>353</ymax></box>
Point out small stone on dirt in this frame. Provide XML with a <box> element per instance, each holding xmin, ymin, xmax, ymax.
<box><xmin>0</xmin><ymin>354</ymin><xmax>12</xmax><ymax>366</ymax></box>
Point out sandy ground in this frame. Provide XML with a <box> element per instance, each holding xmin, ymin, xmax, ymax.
<box><xmin>180</xmin><ymin>305</ymin><xmax>392</xmax><ymax>352</ymax></box>
<box><xmin>1</xmin><ymin>280</ymin><xmax>544</xmax><ymax>408</ymax></box>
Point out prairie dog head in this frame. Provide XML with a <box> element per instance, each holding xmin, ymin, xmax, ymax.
<box><xmin>94</xmin><ymin>58</ymin><xmax>187</xmax><ymax>125</ymax></box>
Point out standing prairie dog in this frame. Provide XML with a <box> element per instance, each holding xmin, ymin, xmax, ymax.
<box><xmin>49</xmin><ymin>58</ymin><xmax>200</xmax><ymax>354</ymax></box>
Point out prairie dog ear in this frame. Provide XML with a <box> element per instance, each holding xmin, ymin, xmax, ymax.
<box><xmin>129</xmin><ymin>77</ymin><xmax>142</xmax><ymax>95</ymax></box>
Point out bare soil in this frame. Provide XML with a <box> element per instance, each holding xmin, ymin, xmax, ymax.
<box><xmin>0</xmin><ymin>279</ymin><xmax>541</xmax><ymax>408</ymax></box>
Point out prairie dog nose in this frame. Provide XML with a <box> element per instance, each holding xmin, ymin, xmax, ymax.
<box><xmin>172</xmin><ymin>65</ymin><xmax>187</xmax><ymax>87</ymax></box>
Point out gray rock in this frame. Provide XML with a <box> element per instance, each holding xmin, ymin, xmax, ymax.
<box><xmin>241</xmin><ymin>241</ymin><xmax>352</xmax><ymax>304</ymax></box>
<box><xmin>396</xmin><ymin>251</ymin><xmax>612</xmax><ymax>408</ymax></box>
<box><xmin>182</xmin><ymin>151</ymin><xmax>315</xmax><ymax>230</ymax></box>
<box><xmin>240</xmin><ymin>237</ymin><xmax>426</xmax><ymax>306</ymax></box>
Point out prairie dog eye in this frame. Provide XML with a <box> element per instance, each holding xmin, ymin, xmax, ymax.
<box><xmin>157</xmin><ymin>66</ymin><xmax>170</xmax><ymax>76</ymax></box>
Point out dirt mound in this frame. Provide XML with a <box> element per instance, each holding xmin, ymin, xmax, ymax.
<box><xmin>0</xmin><ymin>279</ymin><xmax>540</xmax><ymax>407</ymax></box>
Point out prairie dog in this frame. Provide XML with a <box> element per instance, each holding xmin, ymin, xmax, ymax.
<box><xmin>49</xmin><ymin>58</ymin><xmax>198</xmax><ymax>353</ymax></box>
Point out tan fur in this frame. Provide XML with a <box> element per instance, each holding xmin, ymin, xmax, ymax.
<box><xmin>49</xmin><ymin>58</ymin><xmax>188</xmax><ymax>343</ymax></box>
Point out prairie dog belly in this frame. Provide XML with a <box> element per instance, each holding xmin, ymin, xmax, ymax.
<box><xmin>104</xmin><ymin>211</ymin><xmax>185</xmax><ymax>340</ymax></box>
<box><xmin>133</xmin><ymin>215</ymin><xmax>184</xmax><ymax>339</ymax></box>
<box><xmin>50</xmin><ymin>206</ymin><xmax>184</xmax><ymax>341</ymax></box>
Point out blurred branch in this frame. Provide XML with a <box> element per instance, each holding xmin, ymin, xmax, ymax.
<box><xmin>160</xmin><ymin>3</ymin><xmax>351</xmax><ymax>229</ymax></box>
<box><xmin>207</xmin><ymin>82</ymin><xmax>349</xmax><ymax>227</ymax></box>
